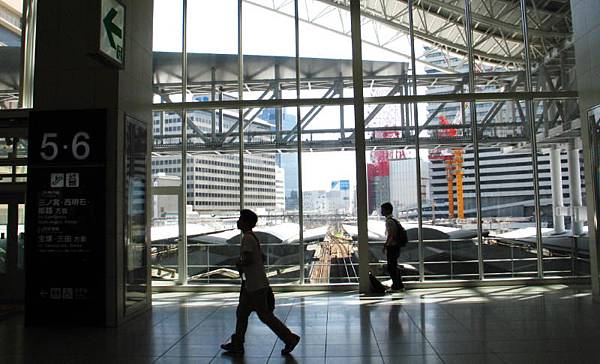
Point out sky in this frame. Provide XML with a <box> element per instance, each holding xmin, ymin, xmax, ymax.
<box><xmin>152</xmin><ymin>0</ymin><xmax>427</xmax><ymax>191</ymax></box>
<box><xmin>153</xmin><ymin>0</ymin><xmax>412</xmax><ymax>61</ymax></box>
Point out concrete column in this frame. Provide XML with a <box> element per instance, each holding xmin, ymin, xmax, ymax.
<box><xmin>549</xmin><ymin>146</ymin><xmax>565</xmax><ymax>234</ymax></box>
<box><xmin>32</xmin><ymin>0</ymin><xmax>153</xmax><ymax>326</ymax></box>
<box><xmin>568</xmin><ymin>140</ymin><xmax>584</xmax><ymax>235</ymax></box>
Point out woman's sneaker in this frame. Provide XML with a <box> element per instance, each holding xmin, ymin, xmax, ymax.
<box><xmin>281</xmin><ymin>334</ymin><xmax>300</xmax><ymax>355</ymax></box>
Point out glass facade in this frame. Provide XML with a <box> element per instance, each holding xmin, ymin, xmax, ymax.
<box><xmin>0</xmin><ymin>0</ymin><xmax>22</xmax><ymax>109</ymax></box>
<box><xmin>146</xmin><ymin>0</ymin><xmax>583</xmax><ymax>286</ymax></box>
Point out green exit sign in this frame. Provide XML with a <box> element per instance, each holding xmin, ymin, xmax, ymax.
<box><xmin>99</xmin><ymin>0</ymin><xmax>125</xmax><ymax>68</ymax></box>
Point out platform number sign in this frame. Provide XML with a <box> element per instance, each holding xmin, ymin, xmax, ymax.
<box><xmin>26</xmin><ymin>110</ymin><xmax>107</xmax><ymax>325</ymax></box>
<box><xmin>40</xmin><ymin>132</ymin><xmax>91</xmax><ymax>161</ymax></box>
<box><xmin>99</xmin><ymin>0</ymin><xmax>125</xmax><ymax>67</ymax></box>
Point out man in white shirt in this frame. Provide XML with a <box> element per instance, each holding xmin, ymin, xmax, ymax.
<box><xmin>221</xmin><ymin>209</ymin><xmax>300</xmax><ymax>355</ymax></box>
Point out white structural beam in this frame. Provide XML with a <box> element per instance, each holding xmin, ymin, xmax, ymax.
<box><xmin>568</xmin><ymin>139</ymin><xmax>584</xmax><ymax>235</ymax></box>
<box><xmin>549</xmin><ymin>146</ymin><xmax>566</xmax><ymax>234</ymax></box>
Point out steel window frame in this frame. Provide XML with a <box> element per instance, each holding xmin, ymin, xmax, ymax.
<box><xmin>150</xmin><ymin>0</ymin><xmax>586</xmax><ymax>289</ymax></box>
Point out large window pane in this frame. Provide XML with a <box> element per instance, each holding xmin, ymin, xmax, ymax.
<box><xmin>302</xmin><ymin>150</ymin><xmax>357</xmax><ymax>284</ymax></box>
<box><xmin>301</xmin><ymin>105</ymin><xmax>355</xmax><ymax>145</ymax></box>
<box><xmin>153</xmin><ymin>0</ymin><xmax>183</xmax><ymax>104</ymax></box>
<box><xmin>419</xmin><ymin>95</ymin><xmax>478</xmax><ymax>281</ymax></box>
<box><xmin>185</xmin><ymin>149</ymin><xmax>241</xmax><ymax>283</ymax></box>
<box><xmin>0</xmin><ymin>0</ymin><xmax>22</xmax><ymax>109</ymax></box>
<box><xmin>151</xmin><ymin>195</ymin><xmax>179</xmax><ymax>282</ymax></box>
<box><xmin>411</xmin><ymin>1</ymin><xmax>468</xmax><ymax>97</ymax></box>
<box><xmin>477</xmin><ymin>100</ymin><xmax>528</xmax><ymax>142</ymax></box>
<box><xmin>0</xmin><ymin>135</ymin><xmax>27</xmax><ymax>183</ymax></box>
<box><xmin>242</xmin><ymin>1</ymin><xmax>296</xmax><ymax>101</ymax></box>
<box><xmin>366</xmin><ymin>145</ymin><xmax>421</xmax><ymax>284</ymax></box>
<box><xmin>527</xmin><ymin>1</ymin><xmax>576</xmax><ymax>92</ymax></box>
<box><xmin>471</xmin><ymin>2</ymin><xmax>526</xmax><ymax>93</ymax></box>
<box><xmin>243</xmin><ymin>146</ymin><xmax>300</xmax><ymax>284</ymax></box>
<box><xmin>478</xmin><ymin>144</ymin><xmax>539</xmax><ymax>279</ymax></box>
<box><xmin>425</xmin><ymin>144</ymin><xmax>479</xmax><ymax>281</ymax></box>
<box><xmin>186</xmin><ymin>0</ymin><xmax>239</xmax><ymax>103</ymax></box>
<box><xmin>535</xmin><ymin>99</ymin><xmax>587</xmax><ymax>277</ymax></box>
<box><xmin>299</xmin><ymin>3</ymin><xmax>352</xmax><ymax>99</ymax></box>
<box><xmin>183</xmin><ymin>107</ymin><xmax>242</xmax><ymax>283</ymax></box>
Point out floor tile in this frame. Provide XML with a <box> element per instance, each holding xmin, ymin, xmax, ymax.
<box><xmin>325</xmin><ymin>343</ymin><xmax>380</xmax><ymax>357</ymax></box>
<box><xmin>325</xmin><ymin>357</ymin><xmax>384</xmax><ymax>364</ymax></box>
<box><xmin>439</xmin><ymin>353</ymin><xmax>504</xmax><ymax>364</ymax></box>
<box><xmin>210</xmin><ymin>355</ymin><xmax>269</xmax><ymax>364</ymax></box>
<box><xmin>430</xmin><ymin>341</ymin><xmax>490</xmax><ymax>355</ymax></box>
<box><xmin>377</xmin><ymin>342</ymin><xmax>437</xmax><ymax>356</ymax></box>
<box><xmin>0</xmin><ymin>287</ymin><xmax>595</xmax><ymax>364</ymax></box>
<box><xmin>382</xmin><ymin>355</ymin><xmax>443</xmax><ymax>364</ymax></box>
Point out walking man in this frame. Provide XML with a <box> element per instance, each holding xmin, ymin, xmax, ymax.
<box><xmin>221</xmin><ymin>209</ymin><xmax>300</xmax><ymax>355</ymax></box>
<box><xmin>381</xmin><ymin>202</ymin><xmax>405</xmax><ymax>291</ymax></box>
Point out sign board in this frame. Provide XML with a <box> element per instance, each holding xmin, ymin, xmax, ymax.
<box><xmin>99</xmin><ymin>0</ymin><xmax>125</xmax><ymax>67</ymax></box>
<box><xmin>26</xmin><ymin>110</ymin><xmax>107</xmax><ymax>325</ymax></box>
<box><xmin>331</xmin><ymin>180</ymin><xmax>350</xmax><ymax>191</ymax></box>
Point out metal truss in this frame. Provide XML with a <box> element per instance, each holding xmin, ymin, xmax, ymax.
<box><xmin>148</xmin><ymin>0</ymin><xmax>577</xmax><ymax>155</ymax></box>
<box><xmin>243</xmin><ymin>0</ymin><xmax>573</xmax><ymax>73</ymax></box>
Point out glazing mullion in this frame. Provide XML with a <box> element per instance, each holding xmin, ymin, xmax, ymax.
<box><xmin>238</xmin><ymin>0</ymin><xmax>245</xmax><ymax>209</ymax></box>
<box><xmin>178</xmin><ymin>0</ymin><xmax>189</xmax><ymax>284</ymax></box>
<box><xmin>408</xmin><ymin>0</ymin><xmax>424</xmax><ymax>282</ymax></box>
<box><xmin>295</xmin><ymin>0</ymin><xmax>304</xmax><ymax>285</ymax></box>
<box><xmin>349</xmin><ymin>0</ymin><xmax>369</xmax><ymax>293</ymax></box>
<box><xmin>520</xmin><ymin>0</ymin><xmax>544</xmax><ymax>278</ymax></box>
<box><xmin>464</xmin><ymin>0</ymin><xmax>484</xmax><ymax>280</ymax></box>
<box><xmin>20</xmin><ymin>0</ymin><xmax>37</xmax><ymax>109</ymax></box>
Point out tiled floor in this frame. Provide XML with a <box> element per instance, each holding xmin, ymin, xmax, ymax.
<box><xmin>1</xmin><ymin>285</ymin><xmax>599</xmax><ymax>363</ymax></box>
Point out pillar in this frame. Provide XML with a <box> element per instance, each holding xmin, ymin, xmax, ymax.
<box><xmin>568</xmin><ymin>139</ymin><xmax>584</xmax><ymax>235</ymax></box>
<box><xmin>28</xmin><ymin>0</ymin><xmax>153</xmax><ymax>326</ymax></box>
<box><xmin>549</xmin><ymin>146</ymin><xmax>565</xmax><ymax>234</ymax></box>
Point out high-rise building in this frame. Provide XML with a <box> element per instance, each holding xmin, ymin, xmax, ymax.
<box><xmin>261</xmin><ymin>109</ymin><xmax>299</xmax><ymax>211</ymax></box>
<box><xmin>424</xmin><ymin>48</ymin><xmax>585</xmax><ymax>228</ymax></box>
<box><xmin>328</xmin><ymin>180</ymin><xmax>352</xmax><ymax>214</ymax></box>
<box><xmin>389</xmin><ymin>158</ymin><xmax>430</xmax><ymax>213</ymax></box>
<box><xmin>275</xmin><ymin>167</ymin><xmax>285</xmax><ymax>212</ymax></box>
<box><xmin>151</xmin><ymin>110</ymin><xmax>279</xmax><ymax>214</ymax></box>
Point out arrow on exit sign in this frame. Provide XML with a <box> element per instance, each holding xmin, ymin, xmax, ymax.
<box><xmin>103</xmin><ymin>8</ymin><xmax>122</xmax><ymax>49</ymax></box>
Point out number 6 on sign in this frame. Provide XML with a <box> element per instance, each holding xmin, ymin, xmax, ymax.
<box><xmin>72</xmin><ymin>132</ymin><xmax>91</xmax><ymax>160</ymax></box>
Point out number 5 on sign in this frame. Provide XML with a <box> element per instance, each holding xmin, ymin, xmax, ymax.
<box><xmin>40</xmin><ymin>133</ymin><xmax>58</xmax><ymax>161</ymax></box>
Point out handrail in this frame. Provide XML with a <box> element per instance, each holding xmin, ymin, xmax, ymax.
<box><xmin>151</xmin><ymin>236</ymin><xmax>589</xmax><ymax>283</ymax></box>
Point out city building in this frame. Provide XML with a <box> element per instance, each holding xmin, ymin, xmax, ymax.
<box><xmin>275</xmin><ymin>166</ymin><xmax>285</xmax><ymax>212</ymax></box>
<box><xmin>151</xmin><ymin>110</ymin><xmax>279</xmax><ymax>214</ymax></box>
<box><xmin>424</xmin><ymin>47</ymin><xmax>586</xmax><ymax>233</ymax></box>
<box><xmin>261</xmin><ymin>109</ymin><xmax>299</xmax><ymax>211</ymax></box>
<box><xmin>390</xmin><ymin>158</ymin><xmax>430</xmax><ymax>214</ymax></box>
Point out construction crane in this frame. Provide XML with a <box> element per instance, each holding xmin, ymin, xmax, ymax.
<box><xmin>429</xmin><ymin>116</ymin><xmax>464</xmax><ymax>219</ymax></box>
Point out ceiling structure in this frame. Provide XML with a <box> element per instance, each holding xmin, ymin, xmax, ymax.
<box><xmin>245</xmin><ymin>0</ymin><xmax>573</xmax><ymax>72</ymax></box>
